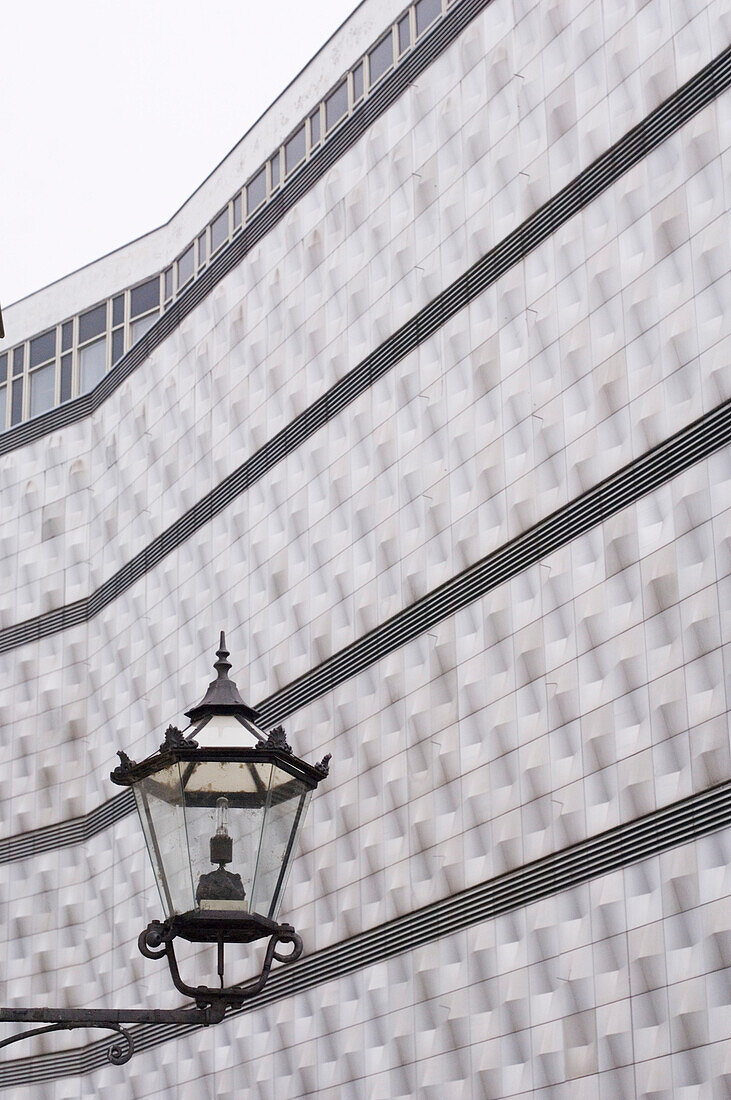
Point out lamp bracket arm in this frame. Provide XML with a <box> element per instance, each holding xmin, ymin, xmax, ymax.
<box><xmin>0</xmin><ymin>1003</ymin><xmax>226</xmax><ymax>1065</ymax></box>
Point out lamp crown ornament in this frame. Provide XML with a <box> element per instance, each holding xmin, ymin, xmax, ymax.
<box><xmin>184</xmin><ymin>630</ymin><xmax>262</xmax><ymax>726</ymax></box>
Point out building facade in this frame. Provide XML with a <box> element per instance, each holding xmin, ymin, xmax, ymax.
<box><xmin>1</xmin><ymin>0</ymin><xmax>730</xmax><ymax>1095</ymax></box>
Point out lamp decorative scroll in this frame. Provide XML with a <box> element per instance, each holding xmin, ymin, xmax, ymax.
<box><xmin>0</xmin><ymin>634</ymin><xmax>330</xmax><ymax>1064</ymax></box>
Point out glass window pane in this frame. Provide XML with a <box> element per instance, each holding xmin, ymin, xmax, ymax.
<box><xmin>0</xmin><ymin>353</ymin><xmax>6</xmax><ymax>384</ymax></box>
<box><xmin>134</xmin><ymin>765</ymin><xmax>193</xmax><ymax>918</ymax></box>
<box><xmin>78</xmin><ymin>303</ymin><xmax>106</xmax><ymax>344</ymax></box>
<box><xmin>30</xmin><ymin>362</ymin><xmax>55</xmax><ymax>418</ymax></box>
<box><xmin>369</xmin><ymin>33</ymin><xmax>393</xmax><ymax>85</ymax></box>
<box><xmin>416</xmin><ymin>0</ymin><xmax>441</xmax><ymax>35</ymax></box>
<box><xmin>250</xmin><ymin>769</ymin><xmax>312</xmax><ymax>920</ymax></box>
<box><xmin>130</xmin><ymin>277</ymin><xmax>159</xmax><ymax>318</ymax></box>
<box><xmin>79</xmin><ymin>336</ymin><xmax>106</xmax><ymax>393</ymax></box>
<box><xmin>353</xmin><ymin>63</ymin><xmax>364</xmax><ymax>101</ymax></box>
<box><xmin>29</xmin><ymin>329</ymin><xmax>55</xmax><ymax>367</ymax></box>
<box><xmin>326</xmin><ymin>79</ymin><xmax>348</xmax><ymax>130</ymax></box>
<box><xmin>178</xmin><ymin>244</ymin><xmax>195</xmax><ymax>288</ymax></box>
<box><xmin>285</xmin><ymin>125</ymin><xmax>306</xmax><ymax>175</ymax></box>
<box><xmin>60</xmin><ymin>354</ymin><xmax>73</xmax><ymax>403</ymax></box>
<box><xmin>233</xmin><ymin>192</ymin><xmax>242</xmax><ymax>228</ymax></box>
<box><xmin>0</xmin><ymin>385</ymin><xmax>6</xmax><ymax>429</ymax></box>
<box><xmin>270</xmin><ymin>154</ymin><xmax>280</xmax><ymax>190</ymax></box>
<box><xmin>310</xmin><ymin>109</ymin><xmax>321</xmax><ymax>147</ymax></box>
<box><xmin>130</xmin><ymin>312</ymin><xmax>158</xmax><ymax>343</ymax></box>
<box><xmin>247</xmin><ymin>167</ymin><xmax>267</xmax><ymax>213</ymax></box>
<box><xmin>13</xmin><ymin>346</ymin><xmax>25</xmax><ymax>375</ymax></box>
<box><xmin>398</xmin><ymin>15</ymin><xmax>411</xmax><ymax>53</ymax></box>
<box><xmin>11</xmin><ymin>377</ymin><xmax>23</xmax><ymax>425</ymax></box>
<box><xmin>112</xmin><ymin>295</ymin><xmax>125</xmax><ymax>326</ymax></box>
<box><xmin>112</xmin><ymin>328</ymin><xmax>124</xmax><ymax>364</ymax></box>
<box><xmin>183</xmin><ymin>760</ymin><xmax>273</xmax><ymax>915</ymax></box>
<box><xmin>211</xmin><ymin>208</ymin><xmax>229</xmax><ymax>253</ymax></box>
<box><xmin>164</xmin><ymin>267</ymin><xmax>173</xmax><ymax>300</ymax></box>
<box><xmin>61</xmin><ymin>320</ymin><xmax>73</xmax><ymax>351</ymax></box>
<box><xmin>198</xmin><ymin>232</ymin><xmax>207</xmax><ymax>267</ymax></box>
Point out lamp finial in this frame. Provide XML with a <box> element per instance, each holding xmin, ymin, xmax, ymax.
<box><xmin>214</xmin><ymin>632</ymin><xmax>232</xmax><ymax>680</ymax></box>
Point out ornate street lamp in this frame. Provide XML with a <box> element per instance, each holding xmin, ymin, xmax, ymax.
<box><xmin>0</xmin><ymin>635</ymin><xmax>330</xmax><ymax>1064</ymax></box>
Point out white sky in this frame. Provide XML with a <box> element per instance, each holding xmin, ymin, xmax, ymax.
<box><xmin>2</xmin><ymin>0</ymin><xmax>360</xmax><ymax>307</ymax></box>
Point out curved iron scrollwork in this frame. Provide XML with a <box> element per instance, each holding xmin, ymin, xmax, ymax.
<box><xmin>0</xmin><ymin>1020</ymin><xmax>135</xmax><ymax>1066</ymax></box>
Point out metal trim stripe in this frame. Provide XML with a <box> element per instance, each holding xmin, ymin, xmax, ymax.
<box><xmin>0</xmin><ymin>396</ymin><xmax>729</xmax><ymax>864</ymax></box>
<box><xmin>0</xmin><ymin>47</ymin><xmax>729</xmax><ymax>655</ymax></box>
<box><xmin>0</xmin><ymin>781</ymin><xmax>728</xmax><ymax>1086</ymax></box>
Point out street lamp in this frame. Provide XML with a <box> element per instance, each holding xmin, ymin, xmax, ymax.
<box><xmin>0</xmin><ymin>635</ymin><xmax>330</xmax><ymax>1064</ymax></box>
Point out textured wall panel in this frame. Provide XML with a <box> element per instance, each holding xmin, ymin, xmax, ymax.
<box><xmin>1</xmin><ymin>1</ymin><xmax>727</xmax><ymax>630</ymax></box>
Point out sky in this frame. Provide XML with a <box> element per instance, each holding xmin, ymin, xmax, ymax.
<box><xmin>2</xmin><ymin>0</ymin><xmax>360</xmax><ymax>307</ymax></box>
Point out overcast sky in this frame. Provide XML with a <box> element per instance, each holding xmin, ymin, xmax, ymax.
<box><xmin>2</xmin><ymin>0</ymin><xmax>359</xmax><ymax>307</ymax></box>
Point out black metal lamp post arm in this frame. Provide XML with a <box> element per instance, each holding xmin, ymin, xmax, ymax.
<box><xmin>0</xmin><ymin>1003</ymin><xmax>226</xmax><ymax>1065</ymax></box>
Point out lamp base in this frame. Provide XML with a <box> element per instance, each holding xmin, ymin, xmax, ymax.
<box><xmin>172</xmin><ymin>908</ymin><xmax>283</xmax><ymax>944</ymax></box>
<box><xmin>138</xmin><ymin>912</ymin><xmax>303</xmax><ymax>1005</ymax></box>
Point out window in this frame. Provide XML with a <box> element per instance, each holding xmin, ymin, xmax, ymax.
<box><xmin>12</xmin><ymin>346</ymin><xmax>25</xmax><ymax>376</ymax></box>
<box><xmin>29</xmin><ymin>329</ymin><xmax>56</xmax><ymax>418</ymax></box>
<box><xmin>352</xmin><ymin>63</ymin><xmax>364</xmax><ymax>102</ymax></box>
<box><xmin>198</xmin><ymin>232</ymin><xmax>207</xmax><ymax>268</ymax></box>
<box><xmin>326</xmin><ymin>79</ymin><xmax>348</xmax><ymax>131</ymax></box>
<box><xmin>60</xmin><ymin>355</ymin><xmax>73</xmax><ymax>403</ymax></box>
<box><xmin>30</xmin><ymin>361</ymin><xmax>55</xmax><ymax>418</ymax></box>
<box><xmin>233</xmin><ymin>193</ymin><xmax>242</xmax><ymax>229</ymax></box>
<box><xmin>369</xmin><ymin>33</ymin><xmax>393</xmax><ymax>85</ymax></box>
<box><xmin>285</xmin><ymin>125</ymin><xmax>306</xmax><ymax>175</ymax></box>
<box><xmin>247</xmin><ymin>167</ymin><xmax>267</xmax><ymax>214</ymax></box>
<box><xmin>112</xmin><ymin>329</ymin><xmax>125</xmax><ymax>365</ymax></box>
<box><xmin>131</xmin><ymin>314</ymin><xmax>157</xmax><ymax>342</ymax></box>
<box><xmin>129</xmin><ymin>277</ymin><xmax>159</xmax><ymax>345</ymax></box>
<box><xmin>398</xmin><ymin>15</ymin><xmax>411</xmax><ymax>53</ymax></box>
<box><xmin>29</xmin><ymin>329</ymin><xmax>55</xmax><ymax>368</ymax></box>
<box><xmin>270</xmin><ymin>153</ymin><xmax>280</xmax><ymax>190</ymax></box>
<box><xmin>211</xmin><ymin>207</ymin><xmax>229</xmax><ymax>254</ymax></box>
<box><xmin>164</xmin><ymin>267</ymin><xmax>173</xmax><ymax>301</ymax></box>
<box><xmin>78</xmin><ymin>303</ymin><xmax>106</xmax><ymax>345</ymax></box>
<box><xmin>0</xmin><ymin>353</ymin><xmax>7</xmax><ymax>430</ymax></box>
<box><xmin>111</xmin><ymin>294</ymin><xmax>125</xmax><ymax>365</ymax></box>
<box><xmin>178</xmin><ymin>244</ymin><xmax>195</xmax><ymax>289</ymax></box>
<box><xmin>79</xmin><ymin>337</ymin><xmax>106</xmax><ymax>393</ymax></box>
<box><xmin>61</xmin><ymin>320</ymin><xmax>73</xmax><ymax>352</ymax></box>
<box><xmin>309</xmin><ymin>108</ymin><xmax>321</xmax><ymax>148</ymax></box>
<box><xmin>131</xmin><ymin>278</ymin><xmax>159</xmax><ymax>318</ymax></box>
<box><xmin>416</xmin><ymin>0</ymin><xmax>441</xmax><ymax>35</ymax></box>
<box><xmin>10</xmin><ymin>377</ymin><xmax>23</xmax><ymax>425</ymax></box>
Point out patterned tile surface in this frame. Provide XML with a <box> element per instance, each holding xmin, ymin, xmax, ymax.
<box><xmin>0</xmin><ymin>0</ymin><xmax>729</xmax><ymax>1094</ymax></box>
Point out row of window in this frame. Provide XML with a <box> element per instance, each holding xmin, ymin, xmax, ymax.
<box><xmin>0</xmin><ymin>0</ymin><xmax>449</xmax><ymax>432</ymax></box>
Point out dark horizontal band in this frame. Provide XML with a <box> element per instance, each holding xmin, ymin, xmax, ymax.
<box><xmin>1</xmin><ymin>45</ymin><xmax>729</xmax><ymax>656</ymax></box>
<box><xmin>1</xmin><ymin>393</ymin><xmax>729</xmax><ymax>865</ymax></box>
<box><xmin>1</xmin><ymin>779</ymin><xmax>728</xmax><ymax>1087</ymax></box>
<box><xmin>0</xmin><ymin>0</ymin><xmax>492</xmax><ymax>459</ymax></box>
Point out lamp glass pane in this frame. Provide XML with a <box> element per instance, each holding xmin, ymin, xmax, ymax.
<box><xmin>181</xmin><ymin>759</ymin><xmax>273</xmax><ymax>913</ymax></box>
<box><xmin>133</xmin><ymin>763</ymin><xmax>194</xmax><ymax>917</ymax></box>
<box><xmin>250</xmin><ymin>766</ymin><xmax>311</xmax><ymax>920</ymax></box>
<box><xmin>194</xmin><ymin>714</ymin><xmax>262</xmax><ymax>747</ymax></box>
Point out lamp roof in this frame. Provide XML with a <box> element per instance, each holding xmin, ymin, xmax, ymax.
<box><xmin>185</xmin><ymin>633</ymin><xmax>261</xmax><ymax>724</ymax></box>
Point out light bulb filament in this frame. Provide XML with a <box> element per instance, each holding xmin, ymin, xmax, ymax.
<box><xmin>215</xmin><ymin>796</ymin><xmax>229</xmax><ymax>837</ymax></box>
